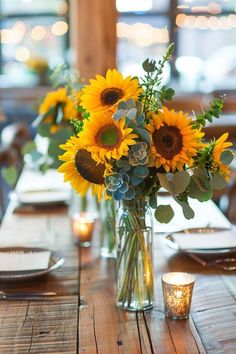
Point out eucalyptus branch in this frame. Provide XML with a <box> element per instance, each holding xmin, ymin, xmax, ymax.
<box><xmin>140</xmin><ymin>43</ymin><xmax>175</xmax><ymax>115</ymax></box>
<box><xmin>192</xmin><ymin>98</ymin><xmax>223</xmax><ymax>129</ymax></box>
<box><xmin>50</xmin><ymin>64</ymin><xmax>83</xmax><ymax>93</ymax></box>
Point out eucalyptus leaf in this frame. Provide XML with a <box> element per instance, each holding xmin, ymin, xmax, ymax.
<box><xmin>125</xmin><ymin>99</ymin><xmax>136</xmax><ymax>110</ymax></box>
<box><xmin>174</xmin><ymin>197</ymin><xmax>195</xmax><ymax>220</ymax></box>
<box><xmin>171</xmin><ymin>171</ymin><xmax>190</xmax><ymax>196</ymax></box>
<box><xmin>113</xmin><ymin>109</ymin><xmax>126</xmax><ymax>121</ymax></box>
<box><xmin>118</xmin><ymin>101</ymin><xmax>127</xmax><ymax>110</ymax></box>
<box><xmin>133</xmin><ymin>128</ymin><xmax>150</xmax><ymax>144</ymax></box>
<box><xmin>149</xmin><ymin>193</ymin><xmax>157</xmax><ymax>209</ymax></box>
<box><xmin>136</xmin><ymin>114</ymin><xmax>145</xmax><ymax>125</ymax></box>
<box><xmin>37</xmin><ymin>123</ymin><xmax>52</xmax><ymax>137</ymax></box>
<box><xmin>124</xmin><ymin>188</ymin><xmax>135</xmax><ymax>200</ymax></box>
<box><xmin>210</xmin><ymin>175</ymin><xmax>228</xmax><ymax>190</ymax></box>
<box><xmin>220</xmin><ymin>150</ymin><xmax>234</xmax><ymax>165</ymax></box>
<box><xmin>31</xmin><ymin>150</ymin><xmax>43</xmax><ymax>162</ymax></box>
<box><xmin>136</xmin><ymin>101</ymin><xmax>144</xmax><ymax>116</ymax></box>
<box><xmin>130</xmin><ymin>175</ymin><xmax>143</xmax><ymax>186</ymax></box>
<box><xmin>155</xmin><ymin>205</ymin><xmax>174</xmax><ymax>223</ymax></box>
<box><xmin>127</xmin><ymin>108</ymin><xmax>137</xmax><ymax>120</ymax></box>
<box><xmin>134</xmin><ymin>166</ymin><xmax>149</xmax><ymax>178</ymax></box>
<box><xmin>21</xmin><ymin>141</ymin><xmax>37</xmax><ymax>156</ymax></box>
<box><xmin>188</xmin><ymin>176</ymin><xmax>213</xmax><ymax>201</ymax></box>
<box><xmin>1</xmin><ymin>166</ymin><xmax>18</xmax><ymax>186</ymax></box>
<box><xmin>157</xmin><ymin>173</ymin><xmax>172</xmax><ymax>194</ymax></box>
<box><xmin>39</xmin><ymin>162</ymin><xmax>50</xmax><ymax>174</ymax></box>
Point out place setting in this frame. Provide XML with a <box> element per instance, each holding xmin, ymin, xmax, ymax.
<box><xmin>164</xmin><ymin>226</ymin><xmax>236</xmax><ymax>271</ymax></box>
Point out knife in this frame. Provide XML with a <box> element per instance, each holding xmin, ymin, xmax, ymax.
<box><xmin>0</xmin><ymin>291</ymin><xmax>57</xmax><ymax>301</ymax></box>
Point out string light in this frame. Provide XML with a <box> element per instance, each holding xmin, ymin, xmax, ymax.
<box><xmin>117</xmin><ymin>22</ymin><xmax>169</xmax><ymax>46</ymax></box>
<box><xmin>15</xmin><ymin>46</ymin><xmax>30</xmax><ymax>62</ymax></box>
<box><xmin>51</xmin><ymin>21</ymin><xmax>68</xmax><ymax>36</ymax></box>
<box><xmin>31</xmin><ymin>25</ymin><xmax>46</xmax><ymax>41</ymax></box>
<box><xmin>176</xmin><ymin>13</ymin><xmax>236</xmax><ymax>30</ymax></box>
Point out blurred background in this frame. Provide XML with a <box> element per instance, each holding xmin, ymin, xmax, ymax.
<box><xmin>0</xmin><ymin>0</ymin><xmax>236</xmax><ymax>219</ymax></box>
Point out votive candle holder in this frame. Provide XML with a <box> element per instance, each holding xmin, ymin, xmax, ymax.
<box><xmin>162</xmin><ymin>272</ymin><xmax>195</xmax><ymax>319</ymax></box>
<box><xmin>71</xmin><ymin>212</ymin><xmax>95</xmax><ymax>247</ymax></box>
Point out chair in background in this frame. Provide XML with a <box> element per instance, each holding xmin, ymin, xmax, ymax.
<box><xmin>0</xmin><ymin>123</ymin><xmax>32</xmax><ymax>219</ymax></box>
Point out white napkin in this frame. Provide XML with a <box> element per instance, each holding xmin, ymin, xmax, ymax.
<box><xmin>0</xmin><ymin>251</ymin><xmax>51</xmax><ymax>271</ymax></box>
<box><xmin>172</xmin><ymin>230</ymin><xmax>236</xmax><ymax>250</ymax></box>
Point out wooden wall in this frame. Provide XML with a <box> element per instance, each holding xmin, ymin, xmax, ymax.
<box><xmin>69</xmin><ymin>0</ymin><xmax>117</xmax><ymax>82</ymax></box>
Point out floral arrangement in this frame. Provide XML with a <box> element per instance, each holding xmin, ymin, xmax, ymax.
<box><xmin>26</xmin><ymin>57</ymin><xmax>49</xmax><ymax>76</ymax></box>
<box><xmin>60</xmin><ymin>44</ymin><xmax>234</xmax><ymax>310</ymax></box>
<box><xmin>31</xmin><ymin>66</ymin><xmax>83</xmax><ymax>170</ymax></box>
<box><xmin>58</xmin><ymin>43</ymin><xmax>233</xmax><ymax>224</ymax></box>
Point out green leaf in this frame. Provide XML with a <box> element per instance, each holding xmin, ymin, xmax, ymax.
<box><xmin>188</xmin><ymin>176</ymin><xmax>213</xmax><ymax>201</ymax></box>
<box><xmin>31</xmin><ymin>151</ymin><xmax>43</xmax><ymax>161</ymax></box>
<box><xmin>220</xmin><ymin>150</ymin><xmax>234</xmax><ymax>165</ymax></box>
<box><xmin>37</xmin><ymin>123</ymin><xmax>52</xmax><ymax>137</ymax></box>
<box><xmin>171</xmin><ymin>171</ymin><xmax>190</xmax><ymax>195</ymax></box>
<box><xmin>133</xmin><ymin>127</ymin><xmax>150</xmax><ymax>144</ymax></box>
<box><xmin>125</xmin><ymin>99</ymin><xmax>136</xmax><ymax>110</ymax></box>
<box><xmin>118</xmin><ymin>101</ymin><xmax>127</xmax><ymax>110</ymax></box>
<box><xmin>157</xmin><ymin>173</ymin><xmax>172</xmax><ymax>193</ymax></box>
<box><xmin>134</xmin><ymin>166</ymin><xmax>149</xmax><ymax>178</ymax></box>
<box><xmin>113</xmin><ymin>109</ymin><xmax>126</xmax><ymax>121</ymax></box>
<box><xmin>126</xmin><ymin>108</ymin><xmax>137</xmax><ymax>120</ymax></box>
<box><xmin>1</xmin><ymin>166</ymin><xmax>18</xmax><ymax>186</ymax></box>
<box><xmin>142</xmin><ymin>58</ymin><xmax>156</xmax><ymax>72</ymax></box>
<box><xmin>48</xmin><ymin>139</ymin><xmax>61</xmax><ymax>158</ymax></box>
<box><xmin>136</xmin><ymin>101</ymin><xmax>144</xmax><ymax>116</ymax></box>
<box><xmin>155</xmin><ymin>205</ymin><xmax>174</xmax><ymax>223</ymax></box>
<box><xmin>174</xmin><ymin>197</ymin><xmax>195</xmax><ymax>220</ymax></box>
<box><xmin>149</xmin><ymin>193</ymin><xmax>157</xmax><ymax>209</ymax></box>
<box><xmin>165</xmin><ymin>88</ymin><xmax>175</xmax><ymax>101</ymax></box>
<box><xmin>39</xmin><ymin>162</ymin><xmax>49</xmax><ymax>174</ymax></box>
<box><xmin>210</xmin><ymin>175</ymin><xmax>228</xmax><ymax>190</ymax></box>
<box><xmin>21</xmin><ymin>141</ymin><xmax>37</xmax><ymax>156</ymax></box>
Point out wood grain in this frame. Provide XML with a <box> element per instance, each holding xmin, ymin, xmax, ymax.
<box><xmin>0</xmin><ymin>199</ymin><xmax>235</xmax><ymax>353</ymax></box>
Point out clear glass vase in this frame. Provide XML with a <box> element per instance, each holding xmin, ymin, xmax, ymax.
<box><xmin>116</xmin><ymin>197</ymin><xmax>154</xmax><ymax>311</ymax></box>
<box><xmin>99</xmin><ymin>199</ymin><xmax>116</xmax><ymax>258</ymax></box>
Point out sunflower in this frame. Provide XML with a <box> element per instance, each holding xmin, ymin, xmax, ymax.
<box><xmin>58</xmin><ymin>136</ymin><xmax>111</xmax><ymax>201</ymax></box>
<box><xmin>212</xmin><ymin>133</ymin><xmax>233</xmax><ymax>178</ymax></box>
<box><xmin>78</xmin><ymin>111</ymin><xmax>138</xmax><ymax>163</ymax></box>
<box><xmin>39</xmin><ymin>88</ymin><xmax>82</xmax><ymax>132</ymax></box>
<box><xmin>147</xmin><ymin>107</ymin><xmax>204</xmax><ymax>172</ymax></box>
<box><xmin>80</xmin><ymin>69</ymin><xmax>142</xmax><ymax>114</ymax></box>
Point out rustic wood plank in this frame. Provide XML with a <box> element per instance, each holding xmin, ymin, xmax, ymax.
<box><xmin>0</xmin><ymin>211</ymin><xmax>79</xmax><ymax>353</ymax></box>
<box><xmin>79</xmin><ymin>248</ymin><xmax>143</xmax><ymax>353</ymax></box>
<box><xmin>192</xmin><ymin>304</ymin><xmax>236</xmax><ymax>354</ymax></box>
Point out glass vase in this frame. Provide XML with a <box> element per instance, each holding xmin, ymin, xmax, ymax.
<box><xmin>116</xmin><ymin>197</ymin><xmax>154</xmax><ymax>311</ymax></box>
<box><xmin>99</xmin><ymin>199</ymin><xmax>116</xmax><ymax>258</ymax></box>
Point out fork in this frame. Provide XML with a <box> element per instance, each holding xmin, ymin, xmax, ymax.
<box><xmin>0</xmin><ymin>291</ymin><xmax>57</xmax><ymax>301</ymax></box>
<box><xmin>189</xmin><ymin>253</ymin><xmax>236</xmax><ymax>271</ymax></box>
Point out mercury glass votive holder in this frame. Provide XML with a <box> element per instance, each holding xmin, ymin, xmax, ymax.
<box><xmin>71</xmin><ymin>212</ymin><xmax>95</xmax><ymax>247</ymax></box>
<box><xmin>162</xmin><ymin>272</ymin><xmax>195</xmax><ymax>320</ymax></box>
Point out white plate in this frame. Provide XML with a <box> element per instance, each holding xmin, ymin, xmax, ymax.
<box><xmin>0</xmin><ymin>247</ymin><xmax>64</xmax><ymax>281</ymax></box>
<box><xmin>12</xmin><ymin>189</ymin><xmax>70</xmax><ymax>206</ymax></box>
<box><xmin>164</xmin><ymin>227</ymin><xmax>236</xmax><ymax>255</ymax></box>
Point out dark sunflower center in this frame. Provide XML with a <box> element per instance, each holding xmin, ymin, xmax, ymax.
<box><xmin>100</xmin><ymin>88</ymin><xmax>123</xmax><ymax>106</ymax></box>
<box><xmin>153</xmin><ymin>125</ymin><xmax>183</xmax><ymax>160</ymax></box>
<box><xmin>75</xmin><ymin>149</ymin><xmax>105</xmax><ymax>184</ymax></box>
<box><xmin>96</xmin><ymin>125</ymin><xmax>121</xmax><ymax>148</ymax></box>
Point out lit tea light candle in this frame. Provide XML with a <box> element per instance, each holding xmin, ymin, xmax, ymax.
<box><xmin>162</xmin><ymin>272</ymin><xmax>195</xmax><ymax>319</ymax></box>
<box><xmin>71</xmin><ymin>212</ymin><xmax>95</xmax><ymax>247</ymax></box>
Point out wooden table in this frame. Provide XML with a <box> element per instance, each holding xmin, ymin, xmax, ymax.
<box><xmin>0</xmin><ymin>187</ymin><xmax>235</xmax><ymax>353</ymax></box>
